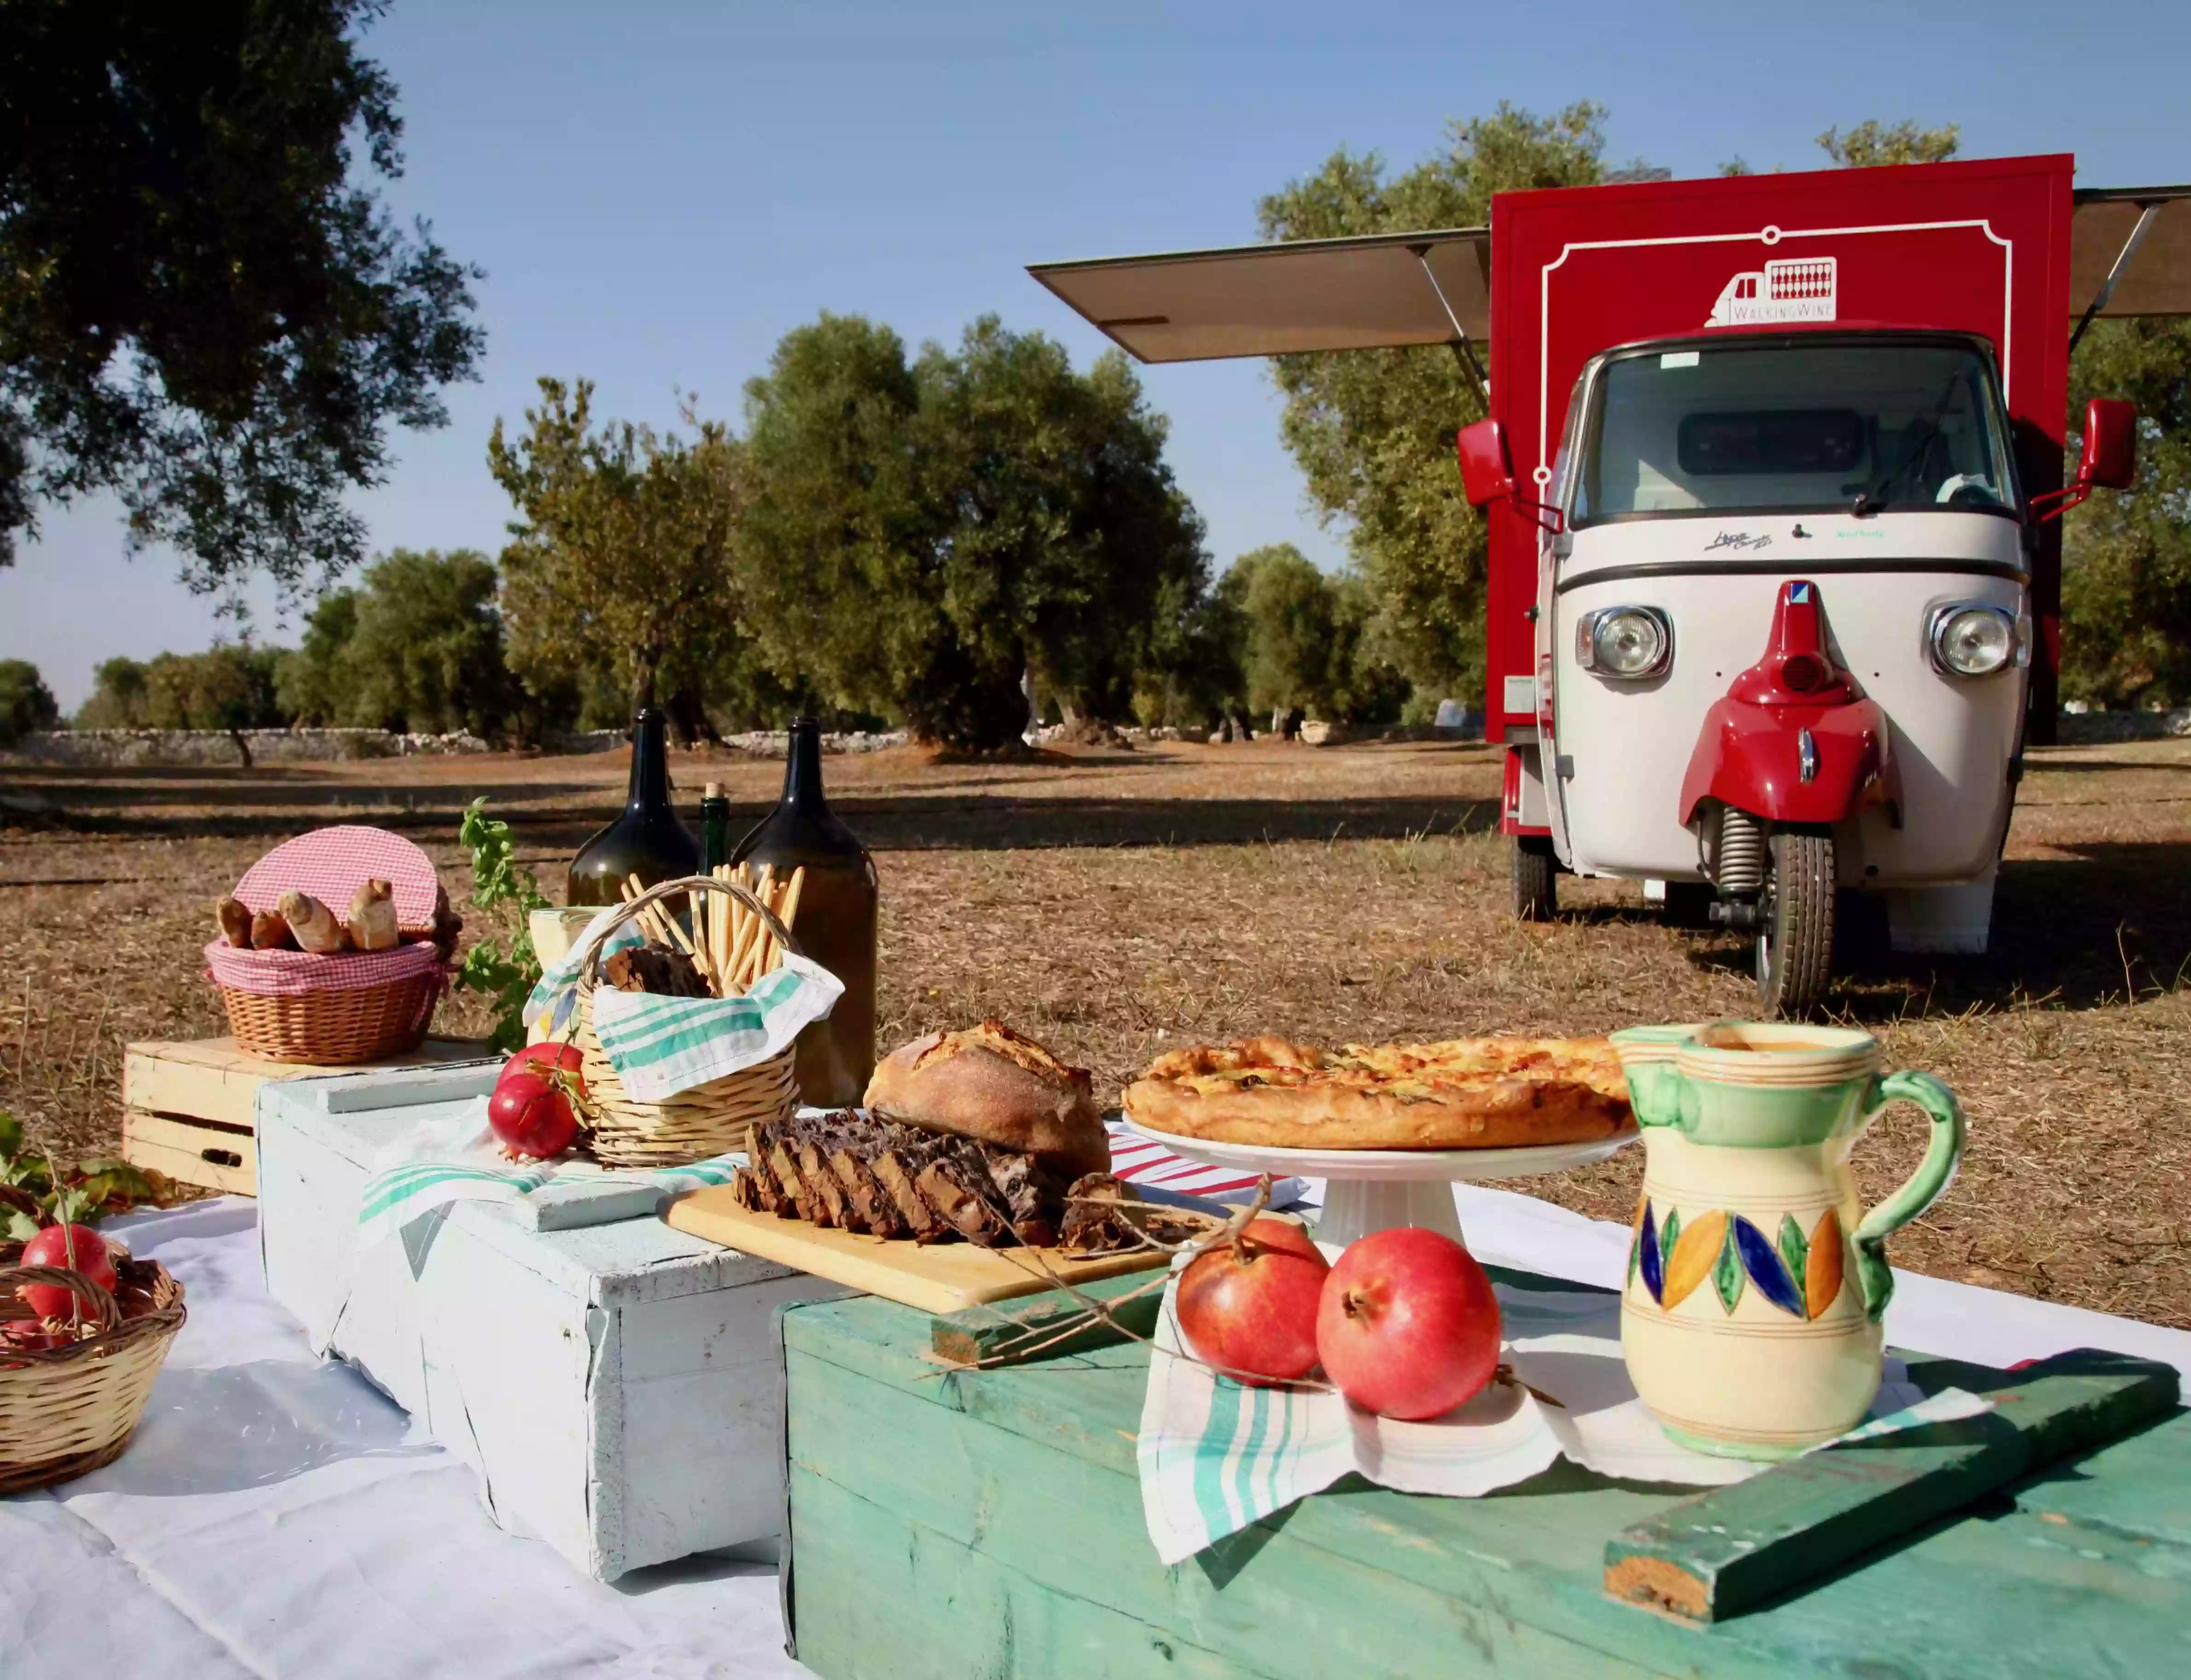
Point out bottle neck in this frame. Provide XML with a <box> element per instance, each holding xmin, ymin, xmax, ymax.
<box><xmin>627</xmin><ymin>709</ymin><xmax>672</xmax><ymax>813</ymax></box>
<box><xmin>778</xmin><ymin>717</ymin><xmax>828</xmax><ymax>814</ymax></box>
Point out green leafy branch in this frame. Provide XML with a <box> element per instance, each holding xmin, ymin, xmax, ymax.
<box><xmin>0</xmin><ymin>1111</ymin><xmax>166</xmax><ymax>1241</ymax></box>
<box><xmin>454</xmin><ymin>795</ymin><xmax>553</xmax><ymax>1053</ymax></box>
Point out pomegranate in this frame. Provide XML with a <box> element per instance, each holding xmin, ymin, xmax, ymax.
<box><xmin>1316</xmin><ymin>1227</ymin><xmax>1502</xmax><ymax>1421</ymax></box>
<box><xmin>487</xmin><ymin>1071</ymin><xmax>578</xmax><ymax>1159</ymax></box>
<box><xmin>1174</xmin><ymin>1218</ymin><xmax>1329</xmax><ymax>1385</ymax></box>
<box><xmin>17</xmin><ymin>1223</ymin><xmax>118</xmax><ymax>1323</ymax></box>
<box><xmin>500</xmin><ymin>1042</ymin><xmax>586</xmax><ymax>1097</ymax></box>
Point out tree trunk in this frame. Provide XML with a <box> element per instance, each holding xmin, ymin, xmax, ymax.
<box><xmin>630</xmin><ymin>649</ymin><xmax>660</xmax><ymax>718</ymax></box>
<box><xmin>666</xmin><ymin>686</ymin><xmax>721</xmax><ymax>748</ymax></box>
<box><xmin>228</xmin><ymin>727</ymin><xmax>254</xmax><ymax>770</ymax></box>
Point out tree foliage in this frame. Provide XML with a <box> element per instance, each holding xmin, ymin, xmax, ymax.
<box><xmin>0</xmin><ymin>658</ymin><xmax>58</xmax><ymax>746</ymax></box>
<box><xmin>490</xmin><ymin>379</ymin><xmax>757</xmax><ymax>734</ymax></box>
<box><xmin>1257</xmin><ymin>102</ymin><xmax>1609</xmax><ymax>703</ymax></box>
<box><xmin>735</xmin><ymin>314</ymin><xmax>1209</xmax><ymax>748</ymax></box>
<box><xmin>1227</xmin><ymin>544</ymin><xmax>1409</xmax><ymax>727</ymax></box>
<box><xmin>2062</xmin><ymin>318</ymin><xmax>2191</xmax><ymax>706</ymax></box>
<box><xmin>0</xmin><ymin>0</ymin><xmax>483</xmax><ymax>589</ymax></box>
<box><xmin>276</xmin><ymin>548</ymin><xmax>514</xmax><ymax>735</ymax></box>
<box><xmin>77</xmin><ymin>645</ymin><xmax>287</xmax><ymax>762</ymax></box>
<box><xmin>1817</xmin><ymin>121</ymin><xmax>1960</xmax><ymax>169</ymax></box>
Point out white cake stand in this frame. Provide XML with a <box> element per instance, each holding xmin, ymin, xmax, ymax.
<box><xmin>1119</xmin><ymin>1120</ymin><xmax>1638</xmax><ymax>1248</ymax></box>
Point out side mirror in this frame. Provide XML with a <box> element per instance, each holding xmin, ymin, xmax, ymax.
<box><xmin>1456</xmin><ymin>419</ymin><xmax>1516</xmax><ymax>508</ymax></box>
<box><xmin>2078</xmin><ymin>397</ymin><xmax>2137</xmax><ymax>490</ymax></box>
<box><xmin>2031</xmin><ymin>397</ymin><xmax>2139</xmax><ymax>524</ymax></box>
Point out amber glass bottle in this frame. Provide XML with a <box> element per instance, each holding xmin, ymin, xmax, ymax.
<box><xmin>732</xmin><ymin>719</ymin><xmax>878</xmax><ymax>1105</ymax></box>
<box><xmin>567</xmin><ymin>708</ymin><xmax>701</xmax><ymax>907</ymax></box>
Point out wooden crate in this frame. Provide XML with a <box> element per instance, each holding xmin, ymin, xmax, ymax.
<box><xmin>121</xmin><ymin>1036</ymin><xmax>495</xmax><ymax>1195</ymax></box>
<box><xmin>780</xmin><ymin>1281</ymin><xmax>2190</xmax><ymax>1679</ymax></box>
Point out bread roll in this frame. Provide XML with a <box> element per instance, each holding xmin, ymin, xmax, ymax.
<box><xmin>346</xmin><ymin>878</ymin><xmax>399</xmax><ymax>951</ymax></box>
<box><xmin>864</xmin><ymin>1020</ymin><xmax>1108</xmax><ymax>1180</ymax></box>
<box><xmin>249</xmin><ymin>909</ymin><xmax>296</xmax><ymax>951</ymax></box>
<box><xmin>279</xmin><ymin>890</ymin><xmax>348</xmax><ymax>955</ymax></box>
<box><xmin>216</xmin><ymin>898</ymin><xmax>254</xmax><ymax>949</ymax></box>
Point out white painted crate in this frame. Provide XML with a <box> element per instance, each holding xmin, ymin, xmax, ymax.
<box><xmin>257</xmin><ymin>1062</ymin><xmax>840</xmax><ymax>1581</ymax></box>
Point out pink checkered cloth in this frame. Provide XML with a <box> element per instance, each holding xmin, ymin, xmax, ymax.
<box><xmin>232</xmin><ymin>824</ymin><xmax>442</xmax><ymax>932</ymax></box>
<box><xmin>205</xmin><ymin>938</ymin><xmax>442</xmax><ymax>997</ymax></box>
<box><xmin>211</xmin><ymin>824</ymin><xmax>450</xmax><ymax>996</ymax></box>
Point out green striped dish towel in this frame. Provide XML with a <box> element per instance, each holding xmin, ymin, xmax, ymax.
<box><xmin>355</xmin><ymin>1095</ymin><xmax>747</xmax><ymax>1248</ymax></box>
<box><xmin>1136</xmin><ymin>1255</ymin><xmax>1991</xmax><ymax>1564</ymax></box>
<box><xmin>522</xmin><ymin>905</ymin><xmax>844</xmax><ymax>1102</ymax></box>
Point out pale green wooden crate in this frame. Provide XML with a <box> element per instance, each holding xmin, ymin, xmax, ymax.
<box><xmin>780</xmin><ymin>1284</ymin><xmax>2191</xmax><ymax>1680</ymax></box>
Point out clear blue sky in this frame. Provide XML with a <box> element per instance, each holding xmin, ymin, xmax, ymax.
<box><xmin>7</xmin><ymin>0</ymin><xmax>2188</xmax><ymax>708</ymax></box>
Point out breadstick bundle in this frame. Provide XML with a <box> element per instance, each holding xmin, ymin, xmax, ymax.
<box><xmin>609</xmin><ymin>865</ymin><xmax>804</xmax><ymax>1000</ymax></box>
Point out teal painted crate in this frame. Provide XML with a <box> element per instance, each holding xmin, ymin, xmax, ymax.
<box><xmin>780</xmin><ymin>1282</ymin><xmax>2191</xmax><ymax>1680</ymax></box>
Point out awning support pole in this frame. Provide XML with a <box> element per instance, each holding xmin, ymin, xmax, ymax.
<box><xmin>2069</xmin><ymin>203</ymin><xmax>2161</xmax><ymax>355</ymax></box>
<box><xmin>1410</xmin><ymin>245</ymin><xmax>1490</xmax><ymax>411</ymax></box>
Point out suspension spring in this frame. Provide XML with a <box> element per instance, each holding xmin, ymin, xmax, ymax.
<box><xmin>1714</xmin><ymin>807</ymin><xmax>1766</xmax><ymax>893</ymax></box>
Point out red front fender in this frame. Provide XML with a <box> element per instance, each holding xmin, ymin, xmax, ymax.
<box><xmin>1679</xmin><ymin>697</ymin><xmax>1899</xmax><ymax>828</ymax></box>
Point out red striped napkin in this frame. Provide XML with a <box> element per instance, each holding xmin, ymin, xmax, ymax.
<box><xmin>1105</xmin><ymin>1120</ymin><xmax>1306</xmax><ymax>1208</ymax></box>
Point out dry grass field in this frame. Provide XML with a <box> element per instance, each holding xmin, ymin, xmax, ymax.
<box><xmin>3</xmin><ymin>733</ymin><xmax>2187</xmax><ymax>1328</ymax></box>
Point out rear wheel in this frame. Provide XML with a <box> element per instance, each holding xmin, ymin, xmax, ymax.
<box><xmin>1755</xmin><ymin>831</ymin><xmax>1835</xmax><ymax>1017</ymax></box>
<box><xmin>1512</xmin><ymin>836</ymin><xmax>1558</xmax><ymax>922</ymax></box>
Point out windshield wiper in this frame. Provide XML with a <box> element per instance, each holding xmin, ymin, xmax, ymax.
<box><xmin>1849</xmin><ymin>371</ymin><xmax>1963</xmax><ymax>517</ymax></box>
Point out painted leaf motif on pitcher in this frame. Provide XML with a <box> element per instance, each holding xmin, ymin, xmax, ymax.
<box><xmin>1635</xmin><ymin>1198</ymin><xmax>1663</xmax><ymax>1304</ymax></box>
<box><xmin>1734</xmin><ymin>1214</ymin><xmax>1804</xmax><ymax>1316</ymax></box>
<box><xmin>1661</xmin><ymin>1209</ymin><xmax>1724</xmax><ymax>1310</ymax></box>
<box><xmin>1712</xmin><ymin>1217</ymin><xmax>1745</xmax><ymax>1313</ymax></box>
<box><xmin>1777</xmin><ymin>1212</ymin><xmax>1810</xmax><ymax>1299</ymax></box>
<box><xmin>1805</xmin><ymin>1208</ymin><xmax>1847</xmax><ymax>1319</ymax></box>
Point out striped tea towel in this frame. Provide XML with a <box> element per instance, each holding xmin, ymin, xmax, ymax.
<box><xmin>1136</xmin><ymin>1256</ymin><xmax>1992</xmax><ymax>1564</ymax></box>
<box><xmin>1105</xmin><ymin>1119</ymin><xmax>1305</xmax><ymax>1208</ymax></box>
<box><xmin>522</xmin><ymin>903</ymin><xmax>843</xmax><ymax>1102</ymax></box>
<box><xmin>354</xmin><ymin>1096</ymin><xmax>744</xmax><ymax>1248</ymax></box>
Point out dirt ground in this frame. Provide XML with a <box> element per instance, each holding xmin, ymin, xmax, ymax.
<box><xmin>4</xmin><ymin>733</ymin><xmax>2187</xmax><ymax>1328</ymax></box>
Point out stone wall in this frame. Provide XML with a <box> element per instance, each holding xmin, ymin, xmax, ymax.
<box><xmin>2054</xmin><ymin>708</ymin><xmax>2191</xmax><ymax>744</ymax></box>
<box><xmin>0</xmin><ymin>725</ymin><xmax>910</xmax><ymax>767</ymax></box>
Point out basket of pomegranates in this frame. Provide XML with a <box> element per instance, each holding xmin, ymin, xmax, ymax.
<box><xmin>0</xmin><ymin>1225</ymin><xmax>186</xmax><ymax>1494</ymax></box>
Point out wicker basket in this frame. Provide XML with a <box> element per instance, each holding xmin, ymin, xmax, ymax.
<box><xmin>0</xmin><ymin>1245</ymin><xmax>187</xmax><ymax>1495</ymax></box>
<box><xmin>210</xmin><ymin>944</ymin><xmax>444</xmax><ymax>1065</ymax></box>
<box><xmin>571</xmin><ymin>875</ymin><xmax>804</xmax><ymax>1168</ymax></box>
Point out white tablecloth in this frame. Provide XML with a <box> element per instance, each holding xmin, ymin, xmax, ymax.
<box><xmin>6</xmin><ymin>1191</ymin><xmax>2186</xmax><ymax>1678</ymax></box>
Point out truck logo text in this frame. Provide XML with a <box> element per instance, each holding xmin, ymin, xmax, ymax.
<box><xmin>1706</xmin><ymin>255</ymin><xmax>1837</xmax><ymax>327</ymax></box>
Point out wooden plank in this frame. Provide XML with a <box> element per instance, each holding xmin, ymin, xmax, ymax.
<box><xmin>1602</xmin><ymin>1349</ymin><xmax>2183</xmax><ymax>1623</ymax></box>
<box><xmin>781</xmin><ymin>1288</ymin><xmax>2191</xmax><ymax>1680</ymax></box>
<box><xmin>122</xmin><ymin>1035</ymin><xmax>494</xmax><ymax>1128</ymax></box>
<box><xmin>118</xmin><ymin>1133</ymin><xmax>256</xmax><ymax>1197</ymax></box>
<box><xmin>664</xmin><ymin>1184</ymin><xmax>1167</xmax><ymax>1315</ymax></box>
<box><xmin>122</xmin><ymin>1108</ymin><xmax>259</xmax><ymax>1195</ymax></box>
<box><xmin>929</xmin><ymin>1268</ymin><xmax>1165</xmax><ymax>1367</ymax></box>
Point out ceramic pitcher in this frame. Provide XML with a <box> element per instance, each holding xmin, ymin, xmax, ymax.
<box><xmin>1609</xmin><ymin>1021</ymin><xmax>1965</xmax><ymax>1459</ymax></box>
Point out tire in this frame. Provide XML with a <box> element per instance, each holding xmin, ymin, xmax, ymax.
<box><xmin>1512</xmin><ymin>836</ymin><xmax>1558</xmax><ymax>922</ymax></box>
<box><xmin>1661</xmin><ymin>880</ymin><xmax>1716</xmax><ymax>929</ymax></box>
<box><xmin>1755</xmin><ymin>830</ymin><xmax>1835</xmax><ymax>1017</ymax></box>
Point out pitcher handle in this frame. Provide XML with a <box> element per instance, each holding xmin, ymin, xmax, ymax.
<box><xmin>1850</xmin><ymin>1071</ymin><xmax>1966</xmax><ymax>1322</ymax></box>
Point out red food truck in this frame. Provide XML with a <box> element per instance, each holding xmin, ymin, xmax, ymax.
<box><xmin>1032</xmin><ymin>157</ymin><xmax>2191</xmax><ymax>1013</ymax></box>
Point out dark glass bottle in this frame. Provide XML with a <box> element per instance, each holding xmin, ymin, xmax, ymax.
<box><xmin>699</xmin><ymin>781</ymin><xmax>733</xmax><ymax>873</ymax></box>
<box><xmin>567</xmin><ymin>708</ymin><xmax>701</xmax><ymax>907</ymax></box>
<box><xmin>732</xmin><ymin>719</ymin><xmax>878</xmax><ymax>1106</ymax></box>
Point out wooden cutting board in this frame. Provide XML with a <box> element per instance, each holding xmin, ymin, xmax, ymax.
<box><xmin>664</xmin><ymin>1185</ymin><xmax>1170</xmax><ymax>1315</ymax></box>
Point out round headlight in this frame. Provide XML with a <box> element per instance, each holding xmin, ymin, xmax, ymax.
<box><xmin>1933</xmin><ymin>607</ymin><xmax>2013</xmax><ymax>676</ymax></box>
<box><xmin>1593</xmin><ymin>609</ymin><xmax>1669</xmax><ymax>677</ymax></box>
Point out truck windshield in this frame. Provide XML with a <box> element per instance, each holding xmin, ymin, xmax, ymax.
<box><xmin>1571</xmin><ymin>339</ymin><xmax>2017</xmax><ymax>524</ymax></box>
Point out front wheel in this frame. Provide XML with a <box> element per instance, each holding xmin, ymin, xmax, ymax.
<box><xmin>1755</xmin><ymin>830</ymin><xmax>1835</xmax><ymax>1017</ymax></box>
<box><xmin>1512</xmin><ymin>836</ymin><xmax>1558</xmax><ymax>922</ymax></box>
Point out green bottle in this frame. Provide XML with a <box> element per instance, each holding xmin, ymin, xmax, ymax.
<box><xmin>566</xmin><ymin>708</ymin><xmax>700</xmax><ymax>907</ymax></box>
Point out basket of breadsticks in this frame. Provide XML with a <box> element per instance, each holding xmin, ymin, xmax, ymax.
<box><xmin>554</xmin><ymin>867</ymin><xmax>842</xmax><ymax>1168</ymax></box>
<box><xmin>203</xmin><ymin>825</ymin><xmax>462</xmax><ymax>1065</ymax></box>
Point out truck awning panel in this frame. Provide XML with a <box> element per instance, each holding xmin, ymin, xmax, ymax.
<box><xmin>1026</xmin><ymin>228</ymin><xmax>1489</xmax><ymax>363</ymax></box>
<box><xmin>1032</xmin><ymin>187</ymin><xmax>2191</xmax><ymax>368</ymax></box>
<box><xmin>2070</xmin><ymin>185</ymin><xmax>2191</xmax><ymax>319</ymax></box>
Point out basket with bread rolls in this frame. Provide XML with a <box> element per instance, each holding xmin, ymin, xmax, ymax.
<box><xmin>204</xmin><ymin>825</ymin><xmax>462</xmax><ymax>1064</ymax></box>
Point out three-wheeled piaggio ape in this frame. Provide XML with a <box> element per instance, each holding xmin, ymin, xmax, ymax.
<box><xmin>1032</xmin><ymin>156</ymin><xmax>2191</xmax><ymax>1013</ymax></box>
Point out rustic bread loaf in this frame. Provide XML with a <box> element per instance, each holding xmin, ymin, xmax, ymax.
<box><xmin>863</xmin><ymin>1020</ymin><xmax>1109</xmax><ymax>1180</ymax></box>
